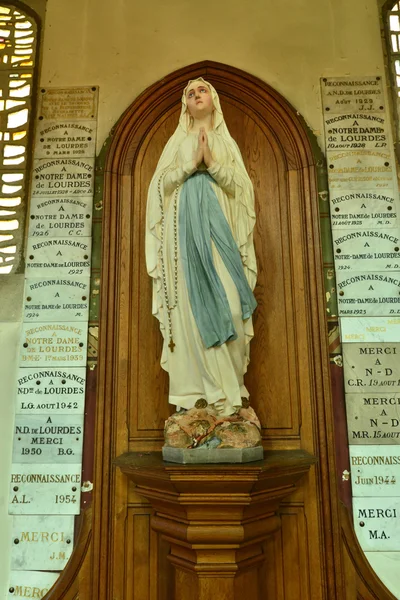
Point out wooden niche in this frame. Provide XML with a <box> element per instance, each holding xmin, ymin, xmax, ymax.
<box><xmin>92</xmin><ymin>62</ymin><xmax>340</xmax><ymax>600</ymax></box>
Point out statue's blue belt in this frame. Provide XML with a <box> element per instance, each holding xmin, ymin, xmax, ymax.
<box><xmin>179</xmin><ymin>171</ymin><xmax>257</xmax><ymax>349</ymax></box>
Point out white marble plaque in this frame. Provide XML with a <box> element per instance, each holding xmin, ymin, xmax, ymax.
<box><xmin>24</xmin><ymin>278</ymin><xmax>89</xmax><ymax>322</ymax></box>
<box><xmin>30</xmin><ymin>158</ymin><xmax>94</xmax><ymax>198</ymax></box>
<box><xmin>13</xmin><ymin>415</ymin><xmax>84</xmax><ymax>464</ymax></box>
<box><xmin>321</xmin><ymin>76</ymin><xmax>384</xmax><ymax>114</ymax></box>
<box><xmin>16</xmin><ymin>368</ymin><xmax>86</xmax><ymax>415</ymax></box>
<box><xmin>333</xmin><ymin>229</ymin><xmax>400</xmax><ymax>271</ymax></box>
<box><xmin>28</xmin><ymin>196</ymin><xmax>92</xmax><ymax>238</ymax></box>
<box><xmin>343</xmin><ymin>343</ymin><xmax>400</xmax><ymax>393</ymax></box>
<box><xmin>354</xmin><ymin>497</ymin><xmax>400</xmax><ymax>551</ymax></box>
<box><xmin>341</xmin><ymin>317</ymin><xmax>400</xmax><ymax>343</ymax></box>
<box><xmin>20</xmin><ymin>322</ymin><xmax>88</xmax><ymax>367</ymax></box>
<box><xmin>365</xmin><ymin>553</ymin><xmax>400</xmax><ymax>600</ymax></box>
<box><xmin>8</xmin><ymin>571</ymin><xmax>60</xmax><ymax>599</ymax></box>
<box><xmin>9</xmin><ymin>464</ymin><xmax>81</xmax><ymax>515</ymax></box>
<box><xmin>38</xmin><ymin>87</ymin><xmax>98</xmax><ymax>120</ymax></box>
<box><xmin>325</xmin><ymin>113</ymin><xmax>388</xmax><ymax>152</ymax></box>
<box><xmin>337</xmin><ymin>271</ymin><xmax>400</xmax><ymax>316</ymax></box>
<box><xmin>346</xmin><ymin>393</ymin><xmax>400</xmax><ymax>444</ymax></box>
<box><xmin>34</xmin><ymin>121</ymin><xmax>96</xmax><ymax>159</ymax></box>
<box><xmin>11</xmin><ymin>515</ymin><xmax>74</xmax><ymax>570</ymax></box>
<box><xmin>25</xmin><ymin>238</ymin><xmax>91</xmax><ymax>277</ymax></box>
<box><xmin>350</xmin><ymin>445</ymin><xmax>400</xmax><ymax>496</ymax></box>
<box><xmin>327</xmin><ymin>149</ymin><xmax>394</xmax><ymax>191</ymax></box>
<box><xmin>330</xmin><ymin>189</ymin><xmax>398</xmax><ymax>229</ymax></box>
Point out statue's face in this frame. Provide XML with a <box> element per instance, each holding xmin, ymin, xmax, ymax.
<box><xmin>186</xmin><ymin>81</ymin><xmax>213</xmax><ymax>120</ymax></box>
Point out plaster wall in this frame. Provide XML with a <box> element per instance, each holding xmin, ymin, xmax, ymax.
<box><xmin>0</xmin><ymin>0</ymin><xmax>391</xmax><ymax>596</ymax></box>
<box><xmin>40</xmin><ymin>0</ymin><xmax>385</xmax><ymax>154</ymax></box>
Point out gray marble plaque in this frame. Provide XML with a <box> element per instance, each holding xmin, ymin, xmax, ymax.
<box><xmin>24</xmin><ymin>278</ymin><xmax>89</xmax><ymax>322</ymax></box>
<box><xmin>337</xmin><ymin>271</ymin><xmax>400</xmax><ymax>316</ymax></box>
<box><xmin>9</xmin><ymin>464</ymin><xmax>81</xmax><ymax>515</ymax></box>
<box><xmin>28</xmin><ymin>196</ymin><xmax>92</xmax><ymax>238</ymax></box>
<box><xmin>16</xmin><ymin>367</ymin><xmax>86</xmax><ymax>414</ymax></box>
<box><xmin>34</xmin><ymin>120</ymin><xmax>96</xmax><ymax>159</ymax></box>
<box><xmin>321</xmin><ymin>76</ymin><xmax>384</xmax><ymax>114</ymax></box>
<box><xmin>8</xmin><ymin>571</ymin><xmax>60</xmax><ymax>599</ymax></box>
<box><xmin>13</xmin><ymin>415</ymin><xmax>84</xmax><ymax>464</ymax></box>
<box><xmin>20</xmin><ymin>322</ymin><xmax>88</xmax><ymax>368</ymax></box>
<box><xmin>343</xmin><ymin>343</ymin><xmax>400</xmax><ymax>393</ymax></box>
<box><xmin>25</xmin><ymin>238</ymin><xmax>91</xmax><ymax>277</ymax></box>
<box><xmin>325</xmin><ymin>113</ymin><xmax>388</xmax><ymax>152</ymax></box>
<box><xmin>38</xmin><ymin>87</ymin><xmax>98</xmax><ymax>120</ymax></box>
<box><xmin>346</xmin><ymin>393</ymin><xmax>400</xmax><ymax>444</ymax></box>
<box><xmin>330</xmin><ymin>189</ymin><xmax>398</xmax><ymax>230</ymax></box>
<box><xmin>350</xmin><ymin>445</ymin><xmax>400</xmax><ymax>496</ymax></box>
<box><xmin>354</xmin><ymin>497</ymin><xmax>400</xmax><ymax>551</ymax></box>
<box><xmin>30</xmin><ymin>158</ymin><xmax>94</xmax><ymax>198</ymax></box>
<box><xmin>341</xmin><ymin>317</ymin><xmax>400</xmax><ymax>343</ymax></box>
<box><xmin>327</xmin><ymin>149</ymin><xmax>394</xmax><ymax>191</ymax></box>
<box><xmin>11</xmin><ymin>515</ymin><xmax>74</xmax><ymax>570</ymax></box>
<box><xmin>333</xmin><ymin>229</ymin><xmax>400</xmax><ymax>272</ymax></box>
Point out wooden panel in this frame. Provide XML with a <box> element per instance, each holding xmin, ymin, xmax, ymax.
<box><xmin>88</xmin><ymin>61</ymin><xmax>345</xmax><ymax>600</ymax></box>
<box><xmin>281</xmin><ymin>507</ymin><xmax>311</xmax><ymax>600</ymax></box>
<box><xmin>123</xmin><ymin>507</ymin><xmax>174</xmax><ymax>600</ymax></box>
<box><xmin>261</xmin><ymin>521</ymin><xmax>285</xmax><ymax>600</ymax></box>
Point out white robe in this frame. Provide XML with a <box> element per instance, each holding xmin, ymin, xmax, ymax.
<box><xmin>146</xmin><ymin>88</ymin><xmax>257</xmax><ymax>416</ymax></box>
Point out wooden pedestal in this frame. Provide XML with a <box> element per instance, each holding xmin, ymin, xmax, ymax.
<box><xmin>116</xmin><ymin>450</ymin><xmax>316</xmax><ymax>600</ymax></box>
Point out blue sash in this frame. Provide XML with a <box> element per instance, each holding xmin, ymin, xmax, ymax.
<box><xmin>179</xmin><ymin>171</ymin><xmax>257</xmax><ymax>348</ymax></box>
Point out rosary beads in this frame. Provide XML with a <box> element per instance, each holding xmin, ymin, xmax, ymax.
<box><xmin>157</xmin><ymin>171</ymin><xmax>179</xmax><ymax>352</ymax></box>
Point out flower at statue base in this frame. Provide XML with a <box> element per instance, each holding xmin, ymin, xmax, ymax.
<box><xmin>164</xmin><ymin>405</ymin><xmax>262</xmax><ymax>449</ymax></box>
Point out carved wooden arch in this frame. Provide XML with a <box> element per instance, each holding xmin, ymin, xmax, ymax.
<box><xmin>44</xmin><ymin>62</ymin><xmax>397</xmax><ymax>600</ymax></box>
<box><xmin>92</xmin><ymin>60</ymin><xmax>343</xmax><ymax>599</ymax></box>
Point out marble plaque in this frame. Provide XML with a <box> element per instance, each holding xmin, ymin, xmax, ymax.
<box><xmin>34</xmin><ymin>121</ymin><xmax>96</xmax><ymax>159</ymax></box>
<box><xmin>321</xmin><ymin>76</ymin><xmax>384</xmax><ymax>114</ymax></box>
<box><xmin>350</xmin><ymin>445</ymin><xmax>400</xmax><ymax>496</ymax></box>
<box><xmin>324</xmin><ymin>113</ymin><xmax>388</xmax><ymax>152</ymax></box>
<box><xmin>38</xmin><ymin>86</ymin><xmax>98</xmax><ymax>120</ymax></box>
<box><xmin>341</xmin><ymin>317</ymin><xmax>400</xmax><ymax>343</ymax></box>
<box><xmin>24</xmin><ymin>278</ymin><xmax>89</xmax><ymax>322</ymax></box>
<box><xmin>28</xmin><ymin>196</ymin><xmax>92</xmax><ymax>238</ymax></box>
<box><xmin>337</xmin><ymin>271</ymin><xmax>400</xmax><ymax>316</ymax></box>
<box><xmin>333</xmin><ymin>229</ymin><xmax>400</xmax><ymax>271</ymax></box>
<box><xmin>354</xmin><ymin>497</ymin><xmax>400</xmax><ymax>551</ymax></box>
<box><xmin>25</xmin><ymin>238</ymin><xmax>91</xmax><ymax>277</ymax></box>
<box><xmin>8</xmin><ymin>571</ymin><xmax>60</xmax><ymax>599</ymax></box>
<box><xmin>9</xmin><ymin>464</ymin><xmax>81</xmax><ymax>515</ymax></box>
<box><xmin>343</xmin><ymin>342</ymin><xmax>400</xmax><ymax>393</ymax></box>
<box><xmin>346</xmin><ymin>393</ymin><xmax>400</xmax><ymax>444</ymax></box>
<box><xmin>16</xmin><ymin>367</ymin><xmax>86</xmax><ymax>414</ymax></box>
<box><xmin>330</xmin><ymin>189</ymin><xmax>398</xmax><ymax>230</ymax></box>
<box><xmin>13</xmin><ymin>414</ymin><xmax>84</xmax><ymax>464</ymax></box>
<box><xmin>30</xmin><ymin>158</ymin><xmax>94</xmax><ymax>198</ymax></box>
<box><xmin>20</xmin><ymin>322</ymin><xmax>88</xmax><ymax>367</ymax></box>
<box><xmin>327</xmin><ymin>149</ymin><xmax>394</xmax><ymax>191</ymax></box>
<box><xmin>11</xmin><ymin>515</ymin><xmax>74</xmax><ymax>570</ymax></box>
<box><xmin>365</xmin><ymin>552</ymin><xmax>400</xmax><ymax>600</ymax></box>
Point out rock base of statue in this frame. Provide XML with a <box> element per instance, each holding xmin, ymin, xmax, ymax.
<box><xmin>163</xmin><ymin>405</ymin><xmax>263</xmax><ymax>463</ymax></box>
<box><xmin>162</xmin><ymin>445</ymin><xmax>263</xmax><ymax>464</ymax></box>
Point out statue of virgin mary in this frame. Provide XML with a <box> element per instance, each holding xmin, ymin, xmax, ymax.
<box><xmin>146</xmin><ymin>78</ymin><xmax>257</xmax><ymax>418</ymax></box>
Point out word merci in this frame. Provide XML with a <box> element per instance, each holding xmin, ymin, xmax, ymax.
<box><xmin>10</xmin><ymin>584</ymin><xmax>55</xmax><ymax>598</ymax></box>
